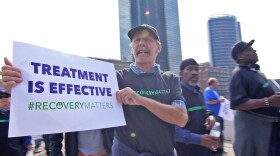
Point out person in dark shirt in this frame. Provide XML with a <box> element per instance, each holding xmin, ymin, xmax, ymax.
<box><xmin>113</xmin><ymin>24</ymin><xmax>188</xmax><ymax>155</ymax></box>
<box><xmin>229</xmin><ymin>39</ymin><xmax>280</xmax><ymax>156</ymax></box>
<box><xmin>175</xmin><ymin>58</ymin><xmax>219</xmax><ymax>156</ymax></box>
<box><xmin>0</xmin><ymin>89</ymin><xmax>32</xmax><ymax>156</ymax></box>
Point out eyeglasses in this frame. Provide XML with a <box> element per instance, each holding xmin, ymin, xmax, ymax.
<box><xmin>132</xmin><ymin>37</ymin><xmax>156</xmax><ymax>44</ymax></box>
<box><xmin>0</xmin><ymin>95</ymin><xmax>10</xmax><ymax>99</ymax></box>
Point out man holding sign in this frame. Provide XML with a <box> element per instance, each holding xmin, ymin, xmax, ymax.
<box><xmin>113</xmin><ymin>24</ymin><xmax>188</xmax><ymax>155</ymax></box>
<box><xmin>2</xmin><ymin>24</ymin><xmax>188</xmax><ymax>155</ymax></box>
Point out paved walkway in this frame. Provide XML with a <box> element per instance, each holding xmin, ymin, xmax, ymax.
<box><xmin>224</xmin><ymin>140</ymin><xmax>235</xmax><ymax>156</ymax></box>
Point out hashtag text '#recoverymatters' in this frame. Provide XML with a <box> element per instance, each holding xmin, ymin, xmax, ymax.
<box><xmin>28</xmin><ymin>101</ymin><xmax>113</xmax><ymax>110</ymax></box>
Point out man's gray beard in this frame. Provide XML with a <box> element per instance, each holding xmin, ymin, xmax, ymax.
<box><xmin>188</xmin><ymin>82</ymin><xmax>198</xmax><ymax>86</ymax></box>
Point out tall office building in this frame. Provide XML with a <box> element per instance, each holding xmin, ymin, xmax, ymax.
<box><xmin>119</xmin><ymin>0</ymin><xmax>182</xmax><ymax>73</ymax></box>
<box><xmin>208</xmin><ymin>14</ymin><xmax>242</xmax><ymax>70</ymax></box>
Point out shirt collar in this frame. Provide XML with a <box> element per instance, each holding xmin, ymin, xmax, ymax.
<box><xmin>130</xmin><ymin>63</ymin><xmax>161</xmax><ymax>75</ymax></box>
<box><xmin>238</xmin><ymin>64</ymin><xmax>260</xmax><ymax>72</ymax></box>
<box><xmin>181</xmin><ymin>82</ymin><xmax>200</xmax><ymax>93</ymax></box>
<box><xmin>0</xmin><ymin>108</ymin><xmax>9</xmax><ymax>114</ymax></box>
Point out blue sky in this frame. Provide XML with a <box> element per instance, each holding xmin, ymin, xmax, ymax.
<box><xmin>0</xmin><ymin>0</ymin><xmax>279</xmax><ymax>79</ymax></box>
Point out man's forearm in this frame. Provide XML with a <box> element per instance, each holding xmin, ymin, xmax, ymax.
<box><xmin>141</xmin><ymin>96</ymin><xmax>188</xmax><ymax>127</ymax></box>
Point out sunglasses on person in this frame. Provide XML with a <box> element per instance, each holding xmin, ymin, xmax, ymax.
<box><xmin>0</xmin><ymin>95</ymin><xmax>10</xmax><ymax>99</ymax></box>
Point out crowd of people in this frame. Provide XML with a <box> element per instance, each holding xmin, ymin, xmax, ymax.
<box><xmin>1</xmin><ymin>24</ymin><xmax>280</xmax><ymax>156</ymax></box>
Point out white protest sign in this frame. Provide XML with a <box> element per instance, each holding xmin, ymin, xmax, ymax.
<box><xmin>218</xmin><ymin>98</ymin><xmax>234</xmax><ymax>121</ymax></box>
<box><xmin>9</xmin><ymin>41</ymin><xmax>126</xmax><ymax>137</ymax></box>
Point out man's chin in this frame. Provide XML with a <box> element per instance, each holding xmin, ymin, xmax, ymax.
<box><xmin>188</xmin><ymin>82</ymin><xmax>198</xmax><ymax>86</ymax></box>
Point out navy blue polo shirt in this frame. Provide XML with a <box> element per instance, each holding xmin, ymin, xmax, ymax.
<box><xmin>229</xmin><ymin>65</ymin><xmax>279</xmax><ymax>117</ymax></box>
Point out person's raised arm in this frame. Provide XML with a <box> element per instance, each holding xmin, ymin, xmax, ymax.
<box><xmin>1</xmin><ymin>57</ymin><xmax>22</xmax><ymax>93</ymax></box>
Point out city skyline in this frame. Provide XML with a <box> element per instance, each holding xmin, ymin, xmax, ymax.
<box><xmin>178</xmin><ymin>0</ymin><xmax>280</xmax><ymax>79</ymax></box>
<box><xmin>0</xmin><ymin>0</ymin><xmax>279</xmax><ymax>79</ymax></box>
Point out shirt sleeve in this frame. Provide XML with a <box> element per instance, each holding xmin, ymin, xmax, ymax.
<box><xmin>204</xmin><ymin>89</ymin><xmax>216</xmax><ymax>102</ymax></box>
<box><xmin>229</xmin><ymin>73</ymin><xmax>250</xmax><ymax>108</ymax></box>
<box><xmin>172</xmin><ymin>100</ymin><xmax>187</xmax><ymax>110</ymax></box>
<box><xmin>23</xmin><ymin>136</ymin><xmax>32</xmax><ymax>147</ymax></box>
<box><xmin>170</xmin><ymin>72</ymin><xmax>185</xmax><ymax>102</ymax></box>
<box><xmin>175</xmin><ymin>126</ymin><xmax>202</xmax><ymax>145</ymax></box>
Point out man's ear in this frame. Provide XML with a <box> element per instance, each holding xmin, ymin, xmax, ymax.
<box><xmin>156</xmin><ymin>44</ymin><xmax>162</xmax><ymax>54</ymax></box>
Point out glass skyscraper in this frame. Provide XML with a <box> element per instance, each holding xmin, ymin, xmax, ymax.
<box><xmin>119</xmin><ymin>0</ymin><xmax>182</xmax><ymax>73</ymax></box>
<box><xmin>208</xmin><ymin>14</ymin><xmax>241</xmax><ymax>70</ymax></box>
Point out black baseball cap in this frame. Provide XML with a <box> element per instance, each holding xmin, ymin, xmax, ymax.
<box><xmin>231</xmin><ymin>39</ymin><xmax>254</xmax><ymax>60</ymax></box>
<box><xmin>128</xmin><ymin>24</ymin><xmax>160</xmax><ymax>41</ymax></box>
<box><xmin>180</xmin><ymin>58</ymin><xmax>199</xmax><ymax>71</ymax></box>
